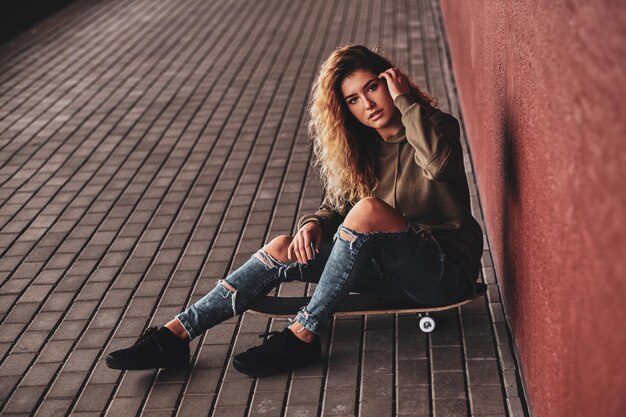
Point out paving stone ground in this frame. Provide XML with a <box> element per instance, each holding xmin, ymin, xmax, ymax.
<box><xmin>0</xmin><ymin>0</ymin><xmax>529</xmax><ymax>416</ymax></box>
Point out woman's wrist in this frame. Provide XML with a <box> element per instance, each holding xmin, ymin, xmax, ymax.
<box><xmin>301</xmin><ymin>219</ymin><xmax>322</xmax><ymax>232</ymax></box>
<box><xmin>393</xmin><ymin>93</ymin><xmax>417</xmax><ymax>115</ymax></box>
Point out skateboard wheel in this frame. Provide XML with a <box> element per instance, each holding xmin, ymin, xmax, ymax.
<box><xmin>419</xmin><ymin>316</ymin><xmax>435</xmax><ymax>333</ymax></box>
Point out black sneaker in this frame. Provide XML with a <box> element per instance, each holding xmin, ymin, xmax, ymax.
<box><xmin>106</xmin><ymin>327</ymin><xmax>190</xmax><ymax>370</ymax></box>
<box><xmin>232</xmin><ymin>328</ymin><xmax>321</xmax><ymax>377</ymax></box>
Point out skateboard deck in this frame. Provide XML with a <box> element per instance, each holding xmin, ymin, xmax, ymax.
<box><xmin>248</xmin><ymin>283</ymin><xmax>487</xmax><ymax>318</ymax></box>
<box><xmin>248</xmin><ymin>283</ymin><xmax>487</xmax><ymax>333</ymax></box>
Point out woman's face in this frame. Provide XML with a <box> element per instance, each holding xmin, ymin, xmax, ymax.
<box><xmin>340</xmin><ymin>68</ymin><xmax>400</xmax><ymax>131</ymax></box>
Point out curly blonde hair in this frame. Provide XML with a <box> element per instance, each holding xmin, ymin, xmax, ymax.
<box><xmin>307</xmin><ymin>44</ymin><xmax>437</xmax><ymax>213</ymax></box>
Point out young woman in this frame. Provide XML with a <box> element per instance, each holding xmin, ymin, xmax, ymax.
<box><xmin>106</xmin><ymin>44</ymin><xmax>483</xmax><ymax>377</ymax></box>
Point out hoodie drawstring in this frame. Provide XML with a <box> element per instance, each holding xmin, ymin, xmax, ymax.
<box><xmin>393</xmin><ymin>143</ymin><xmax>400</xmax><ymax>208</ymax></box>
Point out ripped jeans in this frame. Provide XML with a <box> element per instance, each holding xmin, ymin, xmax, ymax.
<box><xmin>176</xmin><ymin>222</ymin><xmax>476</xmax><ymax>339</ymax></box>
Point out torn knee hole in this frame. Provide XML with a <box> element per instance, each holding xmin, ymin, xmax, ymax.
<box><xmin>254</xmin><ymin>251</ymin><xmax>275</xmax><ymax>269</ymax></box>
<box><xmin>220</xmin><ymin>280</ymin><xmax>237</xmax><ymax>294</ymax></box>
<box><xmin>339</xmin><ymin>229</ymin><xmax>356</xmax><ymax>241</ymax></box>
<box><xmin>216</xmin><ymin>279</ymin><xmax>238</xmax><ymax>316</ymax></box>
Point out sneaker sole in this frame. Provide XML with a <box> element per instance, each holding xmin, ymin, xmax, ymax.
<box><xmin>232</xmin><ymin>356</ymin><xmax>321</xmax><ymax>378</ymax></box>
<box><xmin>106</xmin><ymin>355</ymin><xmax>189</xmax><ymax>370</ymax></box>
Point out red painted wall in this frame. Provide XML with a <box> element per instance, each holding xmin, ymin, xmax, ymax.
<box><xmin>439</xmin><ymin>1</ymin><xmax>626</xmax><ymax>416</ymax></box>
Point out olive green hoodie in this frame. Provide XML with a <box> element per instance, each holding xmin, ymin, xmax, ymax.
<box><xmin>297</xmin><ymin>94</ymin><xmax>483</xmax><ymax>281</ymax></box>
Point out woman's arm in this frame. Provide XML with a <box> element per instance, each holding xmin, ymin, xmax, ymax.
<box><xmin>378</xmin><ymin>67</ymin><xmax>463</xmax><ymax>182</ymax></box>
<box><xmin>394</xmin><ymin>94</ymin><xmax>464</xmax><ymax>181</ymax></box>
<box><xmin>296</xmin><ymin>196</ymin><xmax>347</xmax><ymax>240</ymax></box>
<box><xmin>291</xmin><ymin>195</ymin><xmax>346</xmax><ymax>264</ymax></box>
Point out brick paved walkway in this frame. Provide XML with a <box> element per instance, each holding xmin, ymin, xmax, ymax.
<box><xmin>0</xmin><ymin>0</ymin><xmax>529</xmax><ymax>416</ymax></box>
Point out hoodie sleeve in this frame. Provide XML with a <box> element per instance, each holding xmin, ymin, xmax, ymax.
<box><xmin>394</xmin><ymin>94</ymin><xmax>464</xmax><ymax>181</ymax></box>
<box><xmin>296</xmin><ymin>194</ymin><xmax>348</xmax><ymax>239</ymax></box>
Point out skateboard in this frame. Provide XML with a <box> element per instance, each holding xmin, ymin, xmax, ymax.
<box><xmin>248</xmin><ymin>283</ymin><xmax>487</xmax><ymax>333</ymax></box>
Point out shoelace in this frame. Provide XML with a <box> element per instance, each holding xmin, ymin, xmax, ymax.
<box><xmin>131</xmin><ymin>327</ymin><xmax>163</xmax><ymax>351</ymax></box>
<box><xmin>257</xmin><ymin>331</ymin><xmax>281</xmax><ymax>339</ymax></box>
<box><xmin>255</xmin><ymin>329</ymin><xmax>288</xmax><ymax>356</ymax></box>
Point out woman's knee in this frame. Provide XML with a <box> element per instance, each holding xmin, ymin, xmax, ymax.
<box><xmin>343</xmin><ymin>197</ymin><xmax>407</xmax><ymax>232</ymax></box>
<box><xmin>262</xmin><ymin>235</ymin><xmax>293</xmax><ymax>263</ymax></box>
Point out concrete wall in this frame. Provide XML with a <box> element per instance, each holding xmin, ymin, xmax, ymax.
<box><xmin>439</xmin><ymin>1</ymin><xmax>626</xmax><ymax>416</ymax></box>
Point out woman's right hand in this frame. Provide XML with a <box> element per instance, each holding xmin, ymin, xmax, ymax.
<box><xmin>288</xmin><ymin>222</ymin><xmax>322</xmax><ymax>265</ymax></box>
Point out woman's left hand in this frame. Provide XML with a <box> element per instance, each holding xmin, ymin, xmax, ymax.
<box><xmin>379</xmin><ymin>67</ymin><xmax>411</xmax><ymax>101</ymax></box>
